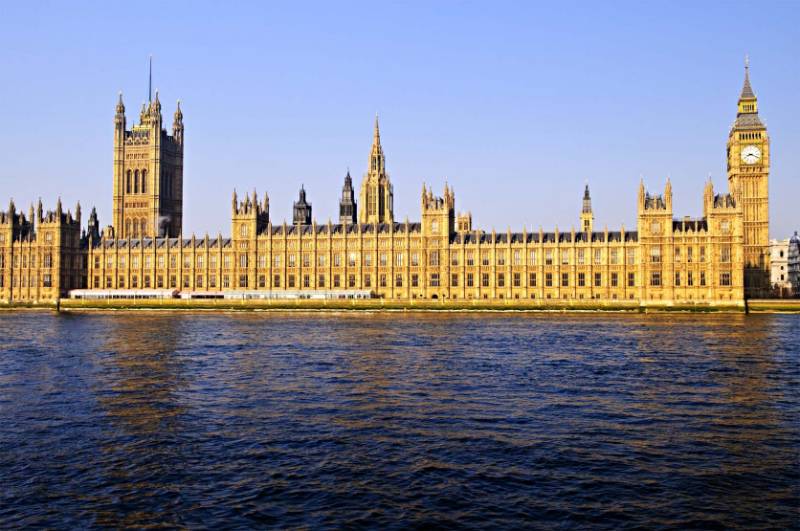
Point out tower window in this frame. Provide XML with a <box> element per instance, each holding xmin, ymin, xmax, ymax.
<box><xmin>126</xmin><ymin>170</ymin><xmax>132</xmax><ymax>193</ymax></box>
<box><xmin>141</xmin><ymin>170</ymin><xmax>147</xmax><ymax>193</ymax></box>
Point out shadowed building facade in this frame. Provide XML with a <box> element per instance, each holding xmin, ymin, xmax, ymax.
<box><xmin>0</xmin><ymin>62</ymin><xmax>770</xmax><ymax>305</ymax></box>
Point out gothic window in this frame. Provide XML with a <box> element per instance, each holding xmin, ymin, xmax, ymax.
<box><xmin>650</xmin><ymin>247</ymin><xmax>661</xmax><ymax>263</ymax></box>
<box><xmin>134</xmin><ymin>170</ymin><xmax>139</xmax><ymax>193</ymax></box>
<box><xmin>140</xmin><ymin>219</ymin><xmax>147</xmax><ymax>236</ymax></box>
<box><xmin>141</xmin><ymin>170</ymin><xmax>147</xmax><ymax>193</ymax></box>
<box><xmin>126</xmin><ymin>170</ymin><xmax>132</xmax><ymax>194</ymax></box>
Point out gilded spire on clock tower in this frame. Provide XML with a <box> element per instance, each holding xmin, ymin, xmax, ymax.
<box><xmin>727</xmin><ymin>56</ymin><xmax>770</xmax><ymax>297</ymax></box>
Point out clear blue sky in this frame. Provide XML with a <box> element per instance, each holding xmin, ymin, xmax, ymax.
<box><xmin>0</xmin><ymin>1</ymin><xmax>797</xmax><ymax>237</ymax></box>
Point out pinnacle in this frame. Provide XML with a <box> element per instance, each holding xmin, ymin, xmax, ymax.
<box><xmin>740</xmin><ymin>56</ymin><xmax>756</xmax><ymax>100</ymax></box>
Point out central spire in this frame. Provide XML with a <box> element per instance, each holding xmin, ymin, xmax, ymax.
<box><xmin>359</xmin><ymin>115</ymin><xmax>393</xmax><ymax>224</ymax></box>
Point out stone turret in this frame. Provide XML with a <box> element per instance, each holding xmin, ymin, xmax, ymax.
<box><xmin>293</xmin><ymin>186</ymin><xmax>312</xmax><ymax>225</ymax></box>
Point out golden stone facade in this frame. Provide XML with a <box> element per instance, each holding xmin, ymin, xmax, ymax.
<box><xmin>0</xmin><ymin>62</ymin><xmax>769</xmax><ymax>305</ymax></box>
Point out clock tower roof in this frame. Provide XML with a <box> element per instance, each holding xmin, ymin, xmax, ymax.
<box><xmin>740</xmin><ymin>56</ymin><xmax>756</xmax><ymax>100</ymax></box>
<box><xmin>733</xmin><ymin>57</ymin><xmax>764</xmax><ymax>131</ymax></box>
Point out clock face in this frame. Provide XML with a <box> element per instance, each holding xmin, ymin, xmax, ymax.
<box><xmin>741</xmin><ymin>145</ymin><xmax>761</xmax><ymax>164</ymax></box>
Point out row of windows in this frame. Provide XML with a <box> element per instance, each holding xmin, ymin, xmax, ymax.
<box><xmin>125</xmin><ymin>169</ymin><xmax>148</xmax><ymax>194</ymax></box>
<box><xmin>4</xmin><ymin>273</ymin><xmax>53</xmax><ymax>288</ymax></box>
<box><xmin>650</xmin><ymin>246</ymin><xmax>715</xmax><ymax>263</ymax></box>
<box><xmin>649</xmin><ymin>271</ymin><xmax>731</xmax><ymax>287</ymax></box>
<box><xmin>93</xmin><ymin>250</ymin><xmax>644</xmax><ymax>270</ymax></box>
<box><xmin>1</xmin><ymin>254</ymin><xmax>54</xmax><ymax>268</ymax></box>
<box><xmin>738</xmin><ymin>131</ymin><xmax>761</xmax><ymax>140</ymax></box>
<box><xmin>89</xmin><ymin>244</ymin><xmax>742</xmax><ymax>272</ymax></box>
<box><xmin>124</xmin><ymin>219</ymin><xmax>149</xmax><ymax>238</ymax></box>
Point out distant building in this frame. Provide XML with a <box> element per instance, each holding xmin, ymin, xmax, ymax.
<box><xmin>770</xmin><ymin>233</ymin><xmax>800</xmax><ymax>296</ymax></box>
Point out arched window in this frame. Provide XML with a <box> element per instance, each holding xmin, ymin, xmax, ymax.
<box><xmin>125</xmin><ymin>219</ymin><xmax>131</xmax><ymax>236</ymax></box>
<box><xmin>141</xmin><ymin>170</ymin><xmax>147</xmax><ymax>194</ymax></box>
<box><xmin>134</xmin><ymin>170</ymin><xmax>139</xmax><ymax>194</ymax></box>
<box><xmin>132</xmin><ymin>220</ymin><xmax>138</xmax><ymax>238</ymax></box>
<box><xmin>141</xmin><ymin>219</ymin><xmax>147</xmax><ymax>237</ymax></box>
<box><xmin>126</xmin><ymin>170</ymin><xmax>132</xmax><ymax>194</ymax></box>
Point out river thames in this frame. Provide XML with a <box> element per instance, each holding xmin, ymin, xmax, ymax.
<box><xmin>0</xmin><ymin>312</ymin><xmax>797</xmax><ymax>528</ymax></box>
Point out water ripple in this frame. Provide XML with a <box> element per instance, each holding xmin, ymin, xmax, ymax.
<box><xmin>0</xmin><ymin>312</ymin><xmax>798</xmax><ymax>529</ymax></box>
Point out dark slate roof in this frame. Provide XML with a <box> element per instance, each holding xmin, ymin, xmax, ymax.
<box><xmin>644</xmin><ymin>194</ymin><xmax>666</xmax><ymax>210</ymax></box>
<box><xmin>270</xmin><ymin>221</ymin><xmax>422</xmax><ymax>236</ymax></box>
<box><xmin>740</xmin><ymin>69</ymin><xmax>755</xmax><ymax>100</ymax></box>
<box><xmin>713</xmin><ymin>194</ymin><xmax>736</xmax><ymax>208</ymax></box>
<box><xmin>733</xmin><ymin>112</ymin><xmax>764</xmax><ymax>130</ymax></box>
<box><xmin>672</xmin><ymin>219</ymin><xmax>709</xmax><ymax>232</ymax></box>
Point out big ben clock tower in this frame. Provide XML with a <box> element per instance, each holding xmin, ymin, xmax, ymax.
<box><xmin>727</xmin><ymin>57</ymin><xmax>770</xmax><ymax>297</ymax></box>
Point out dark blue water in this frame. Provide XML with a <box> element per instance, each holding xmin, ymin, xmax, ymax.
<box><xmin>0</xmin><ymin>312</ymin><xmax>797</xmax><ymax>529</ymax></box>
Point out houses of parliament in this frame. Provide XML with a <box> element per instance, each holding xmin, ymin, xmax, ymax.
<box><xmin>0</xmin><ymin>61</ymin><xmax>772</xmax><ymax>305</ymax></box>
